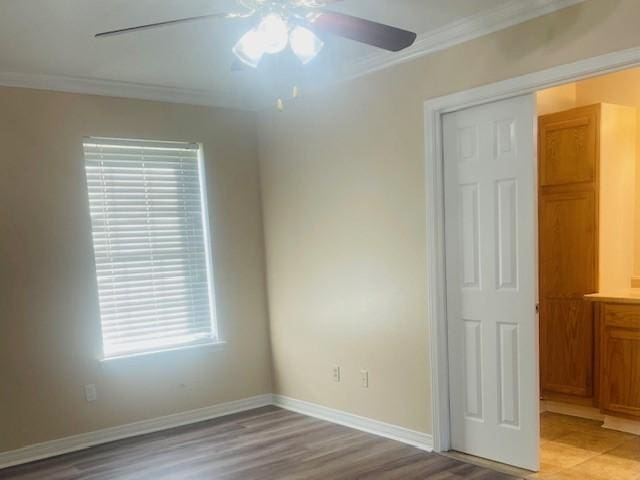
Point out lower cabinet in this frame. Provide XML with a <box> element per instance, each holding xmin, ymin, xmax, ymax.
<box><xmin>600</xmin><ymin>303</ymin><xmax>640</xmax><ymax>419</ymax></box>
<box><xmin>540</xmin><ymin>299</ymin><xmax>595</xmax><ymax>402</ymax></box>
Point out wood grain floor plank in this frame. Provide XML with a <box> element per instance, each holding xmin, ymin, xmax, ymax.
<box><xmin>0</xmin><ymin>407</ymin><xmax>521</xmax><ymax>479</ymax></box>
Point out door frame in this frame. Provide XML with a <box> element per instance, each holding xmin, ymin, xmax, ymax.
<box><xmin>425</xmin><ymin>45</ymin><xmax>640</xmax><ymax>454</ymax></box>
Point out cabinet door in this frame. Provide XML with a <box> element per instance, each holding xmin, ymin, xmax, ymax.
<box><xmin>601</xmin><ymin>304</ymin><xmax>640</xmax><ymax>418</ymax></box>
<box><xmin>539</xmin><ymin>190</ymin><xmax>597</xmax><ymax>400</ymax></box>
<box><xmin>540</xmin><ymin>299</ymin><xmax>594</xmax><ymax>397</ymax></box>
<box><xmin>539</xmin><ymin>191</ymin><xmax>597</xmax><ymax>297</ymax></box>
<box><xmin>539</xmin><ymin>105</ymin><xmax>598</xmax><ymax>188</ymax></box>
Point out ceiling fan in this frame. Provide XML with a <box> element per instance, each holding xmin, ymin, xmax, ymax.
<box><xmin>95</xmin><ymin>0</ymin><xmax>418</xmax><ymax>69</ymax></box>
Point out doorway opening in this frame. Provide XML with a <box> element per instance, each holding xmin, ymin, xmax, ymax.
<box><xmin>426</xmin><ymin>49</ymin><xmax>640</xmax><ymax>479</ymax></box>
<box><xmin>534</xmin><ymin>68</ymin><xmax>640</xmax><ymax>479</ymax></box>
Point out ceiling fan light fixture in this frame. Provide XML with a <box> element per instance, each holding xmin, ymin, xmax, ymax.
<box><xmin>257</xmin><ymin>13</ymin><xmax>289</xmax><ymax>54</ymax></box>
<box><xmin>289</xmin><ymin>26</ymin><xmax>324</xmax><ymax>64</ymax></box>
<box><xmin>232</xmin><ymin>29</ymin><xmax>265</xmax><ymax>68</ymax></box>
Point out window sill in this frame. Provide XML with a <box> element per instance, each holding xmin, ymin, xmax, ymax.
<box><xmin>99</xmin><ymin>340</ymin><xmax>227</xmax><ymax>363</ymax></box>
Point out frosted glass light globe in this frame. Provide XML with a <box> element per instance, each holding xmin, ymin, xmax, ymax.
<box><xmin>290</xmin><ymin>26</ymin><xmax>324</xmax><ymax>64</ymax></box>
<box><xmin>258</xmin><ymin>14</ymin><xmax>289</xmax><ymax>54</ymax></box>
<box><xmin>232</xmin><ymin>29</ymin><xmax>266</xmax><ymax>67</ymax></box>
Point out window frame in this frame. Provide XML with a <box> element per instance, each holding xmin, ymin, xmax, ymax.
<box><xmin>83</xmin><ymin>137</ymin><xmax>222</xmax><ymax>361</ymax></box>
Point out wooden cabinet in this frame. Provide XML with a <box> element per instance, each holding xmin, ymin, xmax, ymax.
<box><xmin>538</xmin><ymin>104</ymin><xmax>636</xmax><ymax>405</ymax></box>
<box><xmin>539</xmin><ymin>188</ymin><xmax>597</xmax><ymax>401</ymax></box>
<box><xmin>540</xmin><ymin>299</ymin><xmax>595</xmax><ymax>398</ymax></box>
<box><xmin>539</xmin><ymin>106</ymin><xmax>598</xmax><ymax>187</ymax></box>
<box><xmin>600</xmin><ymin>303</ymin><xmax>640</xmax><ymax>419</ymax></box>
<box><xmin>539</xmin><ymin>190</ymin><xmax>597</xmax><ymax>297</ymax></box>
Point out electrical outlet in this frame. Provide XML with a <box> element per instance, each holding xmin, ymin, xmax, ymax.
<box><xmin>332</xmin><ymin>366</ymin><xmax>341</xmax><ymax>382</ymax></box>
<box><xmin>360</xmin><ymin>370</ymin><xmax>369</xmax><ymax>388</ymax></box>
<box><xmin>84</xmin><ymin>384</ymin><xmax>97</xmax><ymax>402</ymax></box>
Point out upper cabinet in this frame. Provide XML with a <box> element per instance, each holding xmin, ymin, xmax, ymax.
<box><xmin>539</xmin><ymin>106</ymin><xmax>598</xmax><ymax>187</ymax></box>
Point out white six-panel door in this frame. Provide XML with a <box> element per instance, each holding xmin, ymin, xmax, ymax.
<box><xmin>443</xmin><ymin>94</ymin><xmax>539</xmax><ymax>470</ymax></box>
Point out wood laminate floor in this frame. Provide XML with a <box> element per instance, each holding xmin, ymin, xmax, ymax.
<box><xmin>0</xmin><ymin>406</ymin><xmax>519</xmax><ymax>480</ymax></box>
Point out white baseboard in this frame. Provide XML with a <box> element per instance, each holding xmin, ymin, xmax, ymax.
<box><xmin>603</xmin><ymin>415</ymin><xmax>640</xmax><ymax>435</ymax></box>
<box><xmin>273</xmin><ymin>395</ymin><xmax>433</xmax><ymax>451</ymax></box>
<box><xmin>540</xmin><ymin>400</ymin><xmax>640</xmax><ymax>435</ymax></box>
<box><xmin>0</xmin><ymin>394</ymin><xmax>273</xmax><ymax>470</ymax></box>
<box><xmin>1</xmin><ymin>393</ymin><xmax>434</xmax><ymax>470</ymax></box>
<box><xmin>540</xmin><ymin>400</ymin><xmax>605</xmax><ymax>421</ymax></box>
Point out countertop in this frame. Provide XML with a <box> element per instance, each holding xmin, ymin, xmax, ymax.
<box><xmin>584</xmin><ymin>290</ymin><xmax>640</xmax><ymax>304</ymax></box>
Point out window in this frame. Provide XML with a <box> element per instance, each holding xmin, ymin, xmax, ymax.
<box><xmin>84</xmin><ymin>138</ymin><xmax>219</xmax><ymax>359</ymax></box>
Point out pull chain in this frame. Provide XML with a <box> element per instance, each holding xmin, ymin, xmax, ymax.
<box><xmin>276</xmin><ymin>85</ymin><xmax>301</xmax><ymax>112</ymax></box>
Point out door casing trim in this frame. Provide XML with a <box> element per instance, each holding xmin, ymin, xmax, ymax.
<box><xmin>424</xmin><ymin>45</ymin><xmax>640</xmax><ymax>453</ymax></box>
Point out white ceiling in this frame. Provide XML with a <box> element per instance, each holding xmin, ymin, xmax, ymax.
<box><xmin>0</xmin><ymin>0</ymin><xmax>582</xmax><ymax>109</ymax></box>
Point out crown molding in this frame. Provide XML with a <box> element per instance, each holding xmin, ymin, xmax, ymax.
<box><xmin>341</xmin><ymin>0</ymin><xmax>586</xmax><ymax>82</ymax></box>
<box><xmin>0</xmin><ymin>0</ymin><xmax>584</xmax><ymax>110</ymax></box>
<box><xmin>0</xmin><ymin>71</ymin><xmax>254</xmax><ymax>111</ymax></box>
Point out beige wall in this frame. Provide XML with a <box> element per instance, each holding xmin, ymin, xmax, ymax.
<box><xmin>0</xmin><ymin>87</ymin><xmax>272</xmax><ymax>453</ymax></box>
<box><xmin>573</xmin><ymin>69</ymin><xmax>640</xmax><ymax>276</ymax></box>
<box><xmin>537</xmin><ymin>82</ymin><xmax>577</xmax><ymax>115</ymax></box>
<box><xmin>258</xmin><ymin>0</ymin><xmax>640</xmax><ymax>434</ymax></box>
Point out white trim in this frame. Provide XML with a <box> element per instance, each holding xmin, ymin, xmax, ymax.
<box><xmin>273</xmin><ymin>395</ymin><xmax>433</xmax><ymax>451</ymax></box>
<box><xmin>84</xmin><ymin>137</ymin><xmax>200</xmax><ymax>150</ymax></box>
<box><xmin>603</xmin><ymin>415</ymin><xmax>640</xmax><ymax>436</ymax></box>
<box><xmin>424</xmin><ymin>101</ymin><xmax>450</xmax><ymax>453</ymax></box>
<box><xmin>342</xmin><ymin>0</ymin><xmax>584</xmax><ymax>82</ymax></box>
<box><xmin>0</xmin><ymin>1</ymin><xmax>583</xmax><ymax>109</ymax></box>
<box><xmin>0</xmin><ymin>71</ymin><xmax>252</xmax><ymax>111</ymax></box>
<box><xmin>541</xmin><ymin>401</ymin><xmax>640</xmax><ymax>435</ymax></box>
<box><xmin>0</xmin><ymin>394</ymin><xmax>273</xmax><ymax>470</ymax></box>
<box><xmin>197</xmin><ymin>143</ymin><xmax>222</xmax><ymax>348</ymax></box>
<box><xmin>1</xmin><ymin>393</ymin><xmax>435</xmax><ymax>469</ymax></box>
<box><xmin>99</xmin><ymin>340</ymin><xmax>227</xmax><ymax>362</ymax></box>
<box><xmin>425</xmin><ymin>45</ymin><xmax>640</xmax><ymax>453</ymax></box>
<box><xmin>540</xmin><ymin>400</ymin><xmax>605</xmax><ymax>421</ymax></box>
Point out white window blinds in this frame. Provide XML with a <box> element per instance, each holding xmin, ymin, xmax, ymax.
<box><xmin>84</xmin><ymin>138</ymin><xmax>218</xmax><ymax>359</ymax></box>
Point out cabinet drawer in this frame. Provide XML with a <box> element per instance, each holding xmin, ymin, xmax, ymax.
<box><xmin>602</xmin><ymin>303</ymin><xmax>640</xmax><ymax>329</ymax></box>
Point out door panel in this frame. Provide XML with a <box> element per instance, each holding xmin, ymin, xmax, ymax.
<box><xmin>538</xmin><ymin>164</ymin><xmax>597</xmax><ymax>402</ymax></box>
<box><xmin>464</xmin><ymin>319</ymin><xmax>483</xmax><ymax>419</ymax></box>
<box><xmin>460</xmin><ymin>183</ymin><xmax>481</xmax><ymax>288</ymax></box>
<box><xmin>602</xmin><ymin>330</ymin><xmax>640</xmax><ymax>417</ymax></box>
<box><xmin>540</xmin><ymin>299</ymin><xmax>594</xmax><ymax>397</ymax></box>
<box><xmin>497</xmin><ymin>322</ymin><xmax>520</xmax><ymax>426</ymax></box>
<box><xmin>444</xmin><ymin>95</ymin><xmax>539</xmax><ymax>471</ymax></box>
<box><xmin>539</xmin><ymin>106</ymin><xmax>598</xmax><ymax>187</ymax></box>
<box><xmin>601</xmin><ymin>304</ymin><xmax>640</xmax><ymax>418</ymax></box>
<box><xmin>539</xmin><ymin>191</ymin><xmax>597</xmax><ymax>298</ymax></box>
<box><xmin>496</xmin><ymin>179</ymin><xmax>518</xmax><ymax>290</ymax></box>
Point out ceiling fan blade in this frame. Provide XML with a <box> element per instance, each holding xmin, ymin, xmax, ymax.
<box><xmin>95</xmin><ymin>12</ymin><xmax>231</xmax><ymax>38</ymax></box>
<box><xmin>310</xmin><ymin>12</ymin><xmax>417</xmax><ymax>52</ymax></box>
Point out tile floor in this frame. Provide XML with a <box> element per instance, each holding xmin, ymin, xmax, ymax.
<box><xmin>446</xmin><ymin>412</ymin><xmax>640</xmax><ymax>479</ymax></box>
<box><xmin>534</xmin><ymin>412</ymin><xmax>640</xmax><ymax>479</ymax></box>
